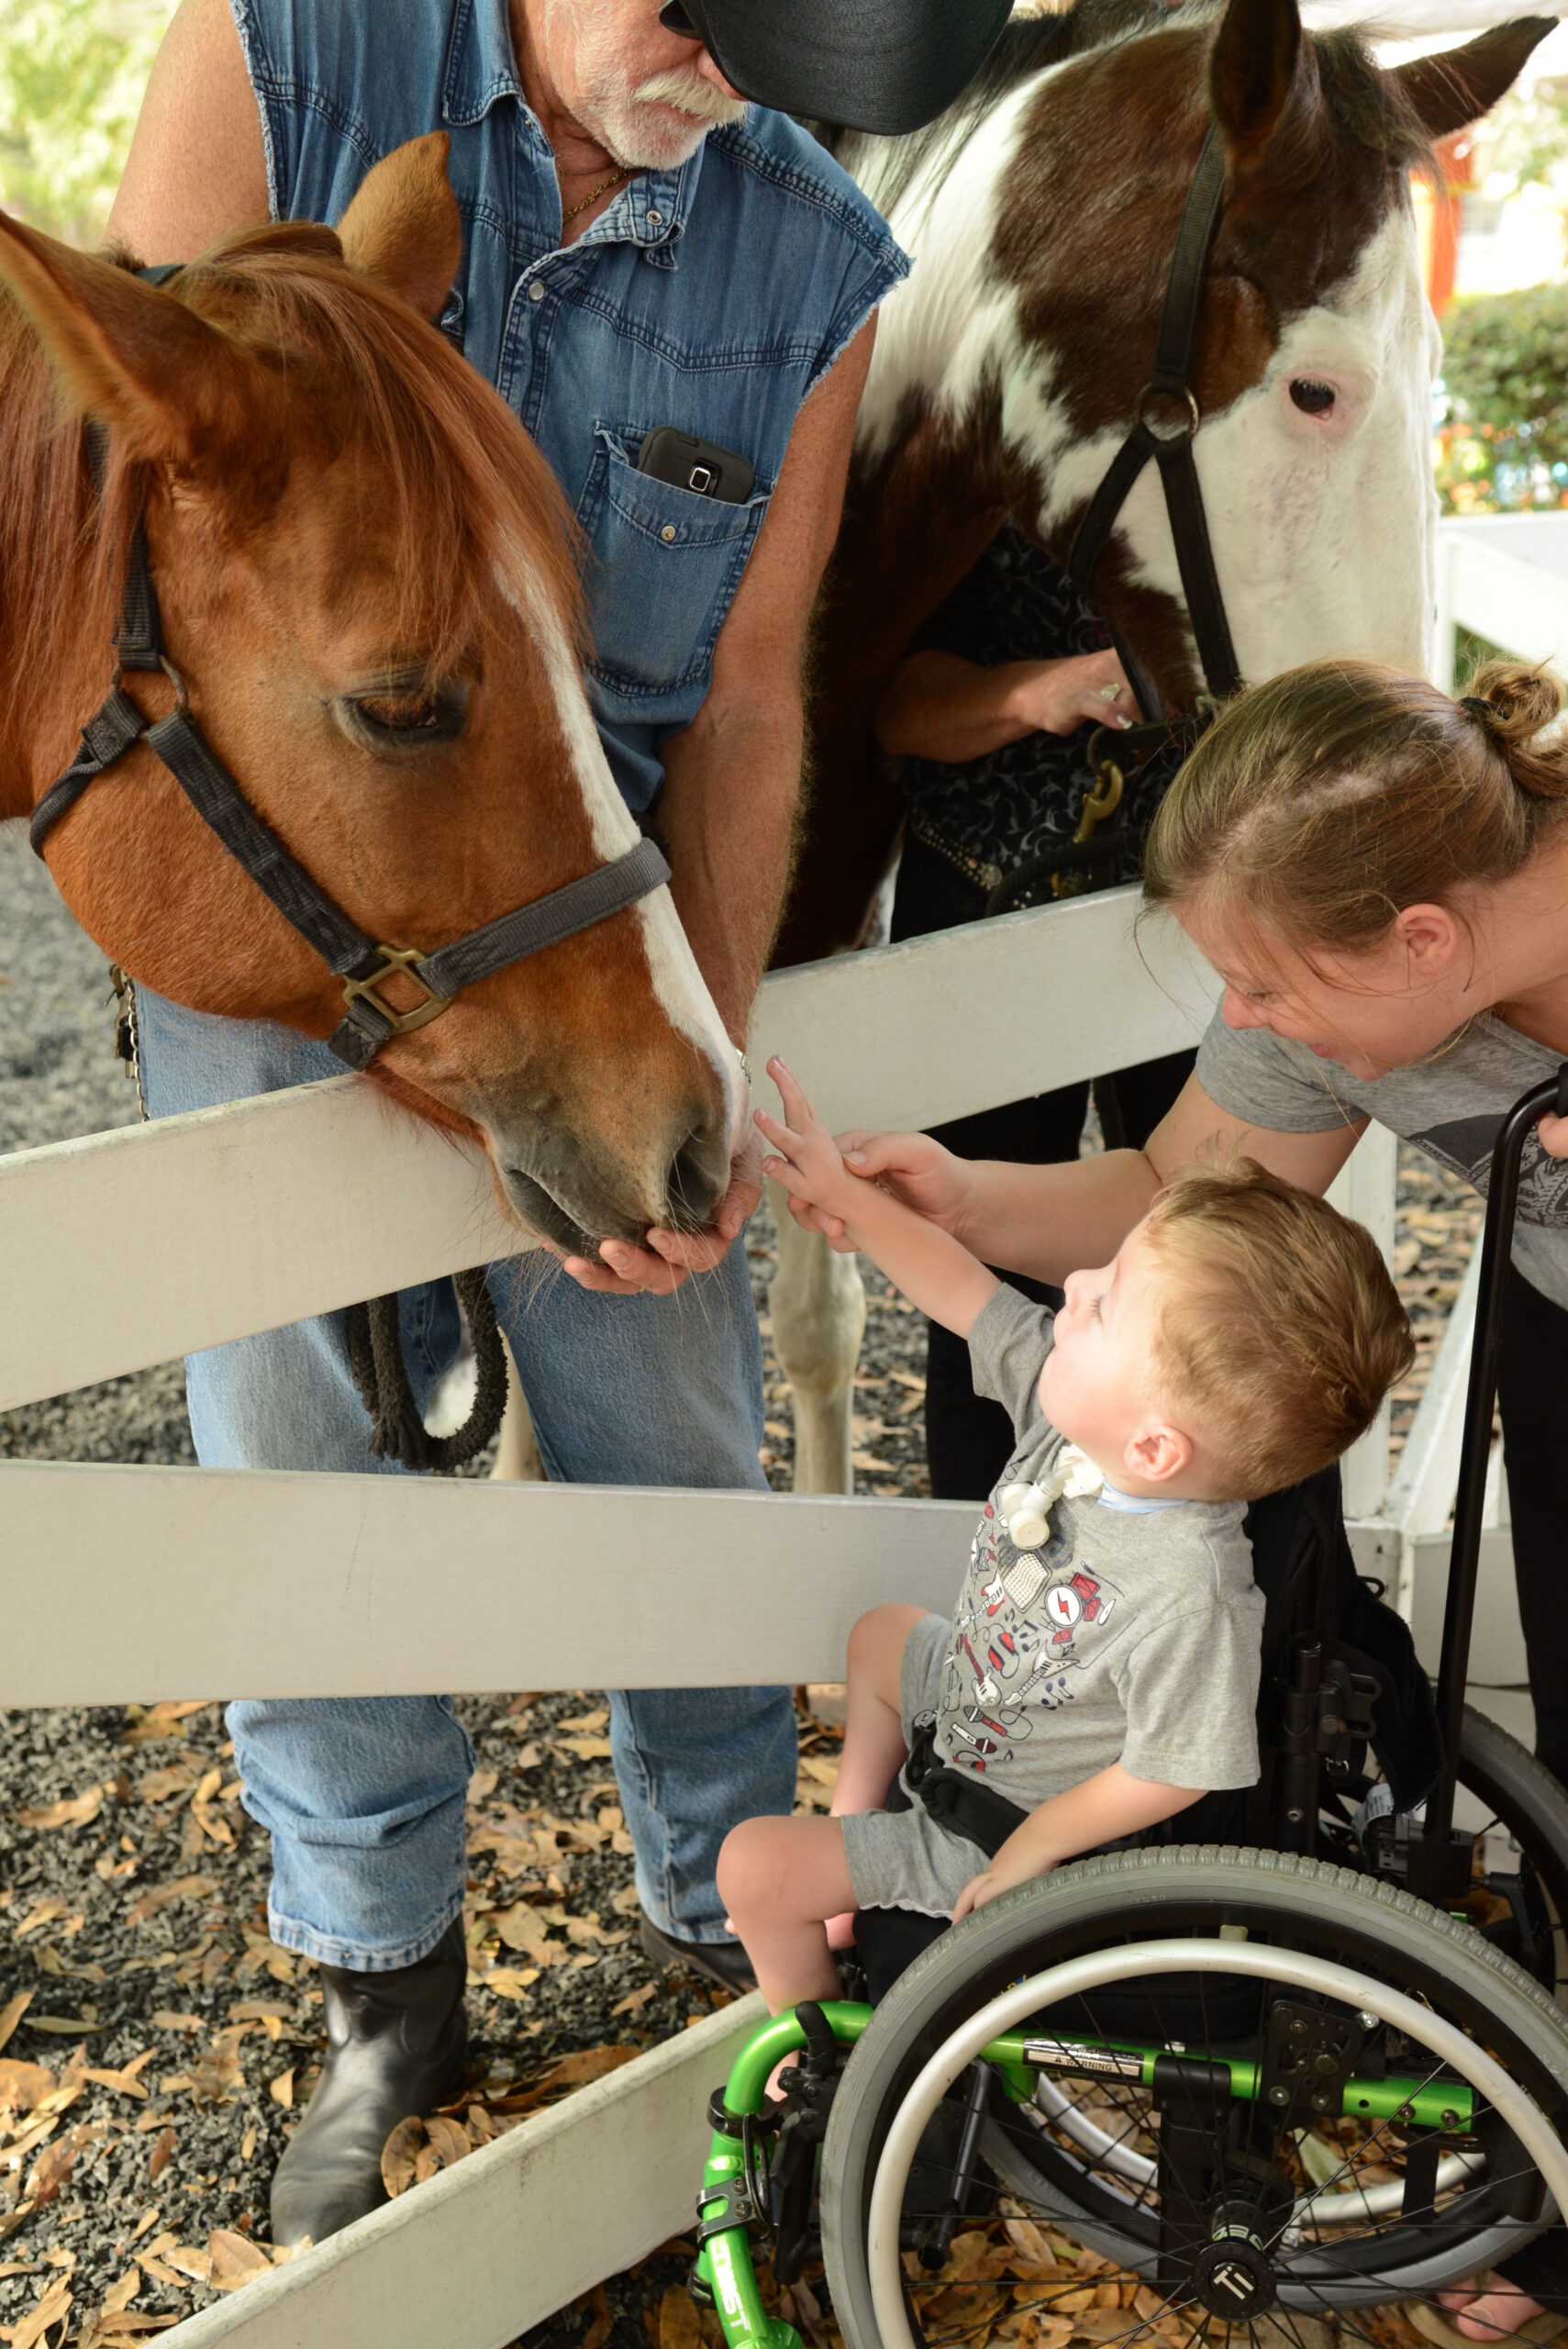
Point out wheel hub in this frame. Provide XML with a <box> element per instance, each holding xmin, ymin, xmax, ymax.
<box><xmin>1190</xmin><ymin>2227</ymin><xmax>1277</xmax><ymax>2321</ymax></box>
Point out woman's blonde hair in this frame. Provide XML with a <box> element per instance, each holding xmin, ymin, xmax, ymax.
<box><xmin>1143</xmin><ymin>1160</ymin><xmax>1414</xmax><ymax>1500</ymax></box>
<box><xmin>1142</xmin><ymin>658</ymin><xmax>1568</xmax><ymax>959</ymax></box>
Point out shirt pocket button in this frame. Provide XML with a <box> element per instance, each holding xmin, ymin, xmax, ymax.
<box><xmin>660</xmin><ymin>525</ymin><xmax>677</xmax><ymax>543</ymax></box>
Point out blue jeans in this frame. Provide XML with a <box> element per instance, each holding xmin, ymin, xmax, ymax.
<box><xmin>135</xmin><ymin>985</ymin><xmax>796</xmax><ymax>1971</ymax></box>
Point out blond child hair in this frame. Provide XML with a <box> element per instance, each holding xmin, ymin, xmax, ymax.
<box><xmin>1143</xmin><ymin>1160</ymin><xmax>1413</xmax><ymax>1500</ymax></box>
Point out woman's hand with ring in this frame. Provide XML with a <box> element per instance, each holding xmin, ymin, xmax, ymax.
<box><xmin>1002</xmin><ymin>648</ymin><xmax>1134</xmax><ymax>737</ymax></box>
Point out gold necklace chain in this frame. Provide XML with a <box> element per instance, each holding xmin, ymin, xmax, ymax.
<box><xmin>562</xmin><ymin>164</ymin><xmax>634</xmax><ymax>225</ymax></box>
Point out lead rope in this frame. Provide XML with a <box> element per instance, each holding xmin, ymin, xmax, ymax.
<box><xmin>345</xmin><ymin>1267</ymin><xmax>509</xmax><ymax>1472</ymax></box>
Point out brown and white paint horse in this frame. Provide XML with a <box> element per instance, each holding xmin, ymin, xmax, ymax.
<box><xmin>0</xmin><ymin>136</ymin><xmax>744</xmax><ymax>1259</ymax></box>
<box><xmin>760</xmin><ymin>0</ymin><xmax>1551</xmax><ymax>1494</ymax></box>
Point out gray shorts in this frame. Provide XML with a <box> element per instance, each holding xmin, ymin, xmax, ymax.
<box><xmin>838</xmin><ymin>1612</ymin><xmax>988</xmax><ymax>1918</ymax></box>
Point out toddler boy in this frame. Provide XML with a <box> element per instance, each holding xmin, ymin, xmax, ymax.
<box><xmin>717</xmin><ymin>1060</ymin><xmax>1414</xmax><ymax>2017</ymax></box>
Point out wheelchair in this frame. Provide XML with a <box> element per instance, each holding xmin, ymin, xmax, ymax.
<box><xmin>692</xmin><ymin>1072</ymin><xmax>1568</xmax><ymax>2349</ymax></box>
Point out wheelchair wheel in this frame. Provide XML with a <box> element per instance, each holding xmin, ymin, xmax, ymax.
<box><xmin>819</xmin><ymin>1846</ymin><xmax>1568</xmax><ymax>2349</ymax></box>
<box><xmin>1312</xmin><ymin>1702</ymin><xmax>1568</xmax><ymax>1993</ymax></box>
<box><xmin>1442</xmin><ymin>1705</ymin><xmax>1568</xmax><ymax>1993</ymax></box>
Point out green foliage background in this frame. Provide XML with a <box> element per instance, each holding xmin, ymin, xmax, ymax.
<box><xmin>1438</xmin><ymin>284</ymin><xmax>1568</xmax><ymax>515</ymax></box>
<box><xmin>0</xmin><ymin>0</ymin><xmax>177</xmax><ymax>243</ymax></box>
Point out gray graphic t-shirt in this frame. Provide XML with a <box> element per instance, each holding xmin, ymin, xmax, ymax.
<box><xmin>1196</xmin><ymin>1010</ymin><xmax>1568</xmax><ymax>1310</ymax></box>
<box><xmin>917</xmin><ymin>1286</ymin><xmax>1264</xmax><ymax>1806</ymax></box>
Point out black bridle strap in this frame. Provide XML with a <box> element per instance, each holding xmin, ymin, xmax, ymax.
<box><xmin>31</xmin><ymin>450</ymin><xmax>673</xmax><ymax>1073</ymax></box>
<box><xmin>1068</xmin><ymin>127</ymin><xmax>1241</xmax><ymax>705</ymax></box>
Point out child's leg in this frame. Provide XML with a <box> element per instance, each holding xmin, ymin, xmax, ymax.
<box><xmin>717</xmin><ymin>1813</ymin><xmax>858</xmax><ymax>2015</ymax></box>
<box><xmin>833</xmin><ymin>1602</ymin><xmax>931</xmax><ymax>1815</ymax></box>
<box><xmin>824</xmin><ymin>1602</ymin><xmax>931</xmax><ymax>1947</ymax></box>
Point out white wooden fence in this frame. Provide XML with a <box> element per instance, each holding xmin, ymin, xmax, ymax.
<box><xmin>2</xmin><ymin>512</ymin><xmax>1564</xmax><ymax>2345</ymax></box>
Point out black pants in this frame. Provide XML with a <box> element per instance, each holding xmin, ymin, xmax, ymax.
<box><xmin>890</xmin><ymin>833</ymin><xmax>1194</xmax><ymax>1501</ymax></box>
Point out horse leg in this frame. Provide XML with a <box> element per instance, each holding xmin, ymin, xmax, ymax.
<box><xmin>768</xmin><ymin>1186</ymin><xmax>867</xmax><ymax>1495</ymax></box>
<box><xmin>491</xmin><ymin>1336</ymin><xmax>546</xmax><ymax>1483</ymax></box>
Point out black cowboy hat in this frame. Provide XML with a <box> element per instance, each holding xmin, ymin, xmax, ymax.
<box><xmin>658</xmin><ymin>0</ymin><xmax>1012</xmax><ymax>134</ymax></box>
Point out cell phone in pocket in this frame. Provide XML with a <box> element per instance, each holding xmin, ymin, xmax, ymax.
<box><xmin>636</xmin><ymin>426</ymin><xmax>755</xmax><ymax>505</ymax></box>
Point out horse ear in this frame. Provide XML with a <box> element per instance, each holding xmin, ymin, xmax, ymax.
<box><xmin>0</xmin><ymin>208</ymin><xmax>261</xmax><ymax>466</ymax></box>
<box><xmin>338</xmin><ymin>133</ymin><xmax>462</xmax><ymax>322</ymax></box>
<box><xmin>1209</xmin><ymin>0</ymin><xmax>1309</xmax><ymax>172</ymax></box>
<box><xmin>1387</xmin><ymin>19</ymin><xmax>1555</xmax><ymax>140</ymax></box>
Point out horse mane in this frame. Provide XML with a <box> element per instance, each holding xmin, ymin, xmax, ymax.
<box><xmin>0</xmin><ymin>218</ymin><xmax>585</xmax><ymax>774</ymax></box>
<box><xmin>825</xmin><ymin>0</ymin><xmax>1432</xmax><ymax>226</ymax></box>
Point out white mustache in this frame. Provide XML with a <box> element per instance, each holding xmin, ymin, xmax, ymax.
<box><xmin>632</xmin><ymin>66</ymin><xmax>746</xmax><ymax>121</ymax></box>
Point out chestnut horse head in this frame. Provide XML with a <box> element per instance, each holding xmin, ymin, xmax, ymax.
<box><xmin>0</xmin><ymin>136</ymin><xmax>741</xmax><ymax>1252</ymax></box>
<box><xmin>785</xmin><ymin>0</ymin><xmax>1552</xmax><ymax>958</ymax></box>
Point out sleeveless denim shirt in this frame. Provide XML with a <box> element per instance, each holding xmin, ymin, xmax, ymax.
<box><xmin>228</xmin><ymin>0</ymin><xmax>909</xmax><ymax>810</ymax></box>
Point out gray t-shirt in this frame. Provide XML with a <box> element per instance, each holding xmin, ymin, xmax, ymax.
<box><xmin>1196</xmin><ymin>1009</ymin><xmax>1568</xmax><ymax>1310</ymax></box>
<box><xmin>913</xmin><ymin>1286</ymin><xmax>1264</xmax><ymax>1805</ymax></box>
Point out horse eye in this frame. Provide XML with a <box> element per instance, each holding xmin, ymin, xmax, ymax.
<box><xmin>343</xmin><ymin>685</ymin><xmax>468</xmax><ymax>750</ymax></box>
<box><xmin>1289</xmin><ymin>378</ymin><xmax>1336</xmax><ymax>416</ymax></box>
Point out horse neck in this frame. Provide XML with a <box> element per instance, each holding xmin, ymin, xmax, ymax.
<box><xmin>0</xmin><ymin>324</ymin><xmax>117</xmax><ymax>821</ymax></box>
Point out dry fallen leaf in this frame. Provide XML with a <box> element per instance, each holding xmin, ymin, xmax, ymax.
<box><xmin>126</xmin><ymin>1878</ymin><xmax>216</xmax><ymax>1927</ymax></box>
<box><xmin>20</xmin><ymin>2017</ymin><xmax>101</xmax><ymax>2037</ymax></box>
<box><xmin>556</xmin><ymin>1709</ymin><xmax>609</xmax><ymax>1734</ymax></box>
<box><xmin>269</xmin><ymin>2068</ymin><xmax>295</xmax><ymax>2110</ymax></box>
<box><xmin>206</xmin><ymin>2231</ymin><xmax>270</xmax><ymax>2288</ymax></box>
<box><xmin>479</xmin><ymin>1968</ymin><xmax>539</xmax><ymax>2001</ymax></box>
<box><xmin>10</xmin><ymin>2278</ymin><xmax>72</xmax><ymax>2349</ymax></box>
<box><xmin>610</xmin><ymin>1984</ymin><xmax>659</xmax><ymax>2019</ymax></box>
<box><xmin>103</xmin><ymin>2271</ymin><xmax>140</xmax><ymax>2314</ymax></box>
<box><xmin>657</xmin><ymin>2282</ymin><xmax>703</xmax><ymax>2349</ymax></box>
<box><xmin>380</xmin><ymin>2115</ymin><xmax>423</xmax><ymax>2199</ymax></box>
<box><xmin>0</xmin><ymin>1994</ymin><xmax>34</xmax><ymax>2057</ymax></box>
<box><xmin>148</xmin><ymin>2127</ymin><xmax>176</xmax><ymax>2181</ymax></box>
<box><xmin>17</xmin><ymin>1789</ymin><xmax>104</xmax><ymax>1833</ymax></box>
<box><xmin>0</xmin><ymin>2056</ymin><xmax>52</xmax><ymax>2111</ymax></box>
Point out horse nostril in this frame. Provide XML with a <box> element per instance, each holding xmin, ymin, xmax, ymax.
<box><xmin>665</xmin><ymin>1127</ymin><xmax>724</xmax><ymax>1233</ymax></box>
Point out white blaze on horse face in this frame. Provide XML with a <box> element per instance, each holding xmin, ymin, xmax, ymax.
<box><xmin>1019</xmin><ymin>203</ymin><xmax>1439</xmax><ymax>682</ymax></box>
<box><xmin>496</xmin><ymin>552</ymin><xmax>748</xmax><ymax>1160</ymax></box>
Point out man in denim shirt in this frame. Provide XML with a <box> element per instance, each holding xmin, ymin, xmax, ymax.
<box><xmin>109</xmin><ymin>0</ymin><xmax>908</xmax><ymax>2243</ymax></box>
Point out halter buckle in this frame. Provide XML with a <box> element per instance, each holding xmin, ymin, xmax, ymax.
<box><xmin>341</xmin><ymin>945</ymin><xmax>453</xmax><ymax>1037</ymax></box>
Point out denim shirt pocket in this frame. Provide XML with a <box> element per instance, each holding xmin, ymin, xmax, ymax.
<box><xmin>576</xmin><ymin>425</ymin><xmax>772</xmax><ymax>707</ymax></box>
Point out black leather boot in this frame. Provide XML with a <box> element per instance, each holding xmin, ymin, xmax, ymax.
<box><xmin>271</xmin><ymin>1919</ymin><xmax>469</xmax><ymax>2249</ymax></box>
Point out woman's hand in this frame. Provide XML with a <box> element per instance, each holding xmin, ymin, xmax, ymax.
<box><xmin>875</xmin><ymin>647</ymin><xmax>1136</xmax><ymax>764</ymax></box>
<box><xmin>779</xmin><ymin>1125</ymin><xmax>972</xmax><ymax>1252</ymax></box>
<box><xmin>1006</xmin><ymin>649</ymin><xmax>1136</xmax><ymax>738</ymax></box>
<box><xmin>1540</xmin><ymin>1109</ymin><xmax>1568</xmax><ymax>1160</ymax></box>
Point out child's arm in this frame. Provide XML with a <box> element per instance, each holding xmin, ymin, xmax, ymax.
<box><xmin>950</xmin><ymin>1765</ymin><xmax>1205</xmax><ymax>1920</ymax></box>
<box><xmin>756</xmin><ymin>1058</ymin><xmax>1000</xmax><ymax>1339</ymax></box>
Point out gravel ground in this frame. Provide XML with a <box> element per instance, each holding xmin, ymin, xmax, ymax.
<box><xmin>0</xmin><ymin>820</ymin><xmax>1478</xmax><ymax>2348</ymax></box>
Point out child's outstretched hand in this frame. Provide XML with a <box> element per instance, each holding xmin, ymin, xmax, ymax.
<box><xmin>755</xmin><ymin>1059</ymin><xmax>859</xmax><ymax>1225</ymax></box>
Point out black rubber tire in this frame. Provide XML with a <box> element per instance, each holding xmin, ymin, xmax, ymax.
<box><xmin>819</xmin><ymin>1845</ymin><xmax>1568</xmax><ymax>2349</ymax></box>
<box><xmin>1457</xmin><ymin>1701</ymin><xmax>1568</xmax><ymax>1974</ymax></box>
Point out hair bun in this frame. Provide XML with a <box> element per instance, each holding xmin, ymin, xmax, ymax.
<box><xmin>1464</xmin><ymin>660</ymin><xmax>1564</xmax><ymax>742</ymax></box>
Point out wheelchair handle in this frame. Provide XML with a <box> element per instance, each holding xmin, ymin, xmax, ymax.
<box><xmin>1423</xmin><ymin>1063</ymin><xmax>1568</xmax><ymax>1854</ymax></box>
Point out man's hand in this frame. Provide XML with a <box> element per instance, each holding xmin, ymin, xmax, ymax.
<box><xmin>555</xmin><ymin>1130</ymin><xmax>764</xmax><ymax>1297</ymax></box>
<box><xmin>754</xmin><ymin>1057</ymin><xmax>862</xmax><ymax>1227</ymax></box>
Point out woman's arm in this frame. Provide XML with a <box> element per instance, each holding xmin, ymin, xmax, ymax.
<box><xmin>945</xmin><ymin>1071</ymin><xmax>1365</xmax><ymax>1283</ymax></box>
<box><xmin>951</xmin><ymin>1765</ymin><xmax>1204</xmax><ymax>1918</ymax></box>
<box><xmin>875</xmin><ymin>648</ymin><xmax>1132</xmax><ymax>764</ymax></box>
